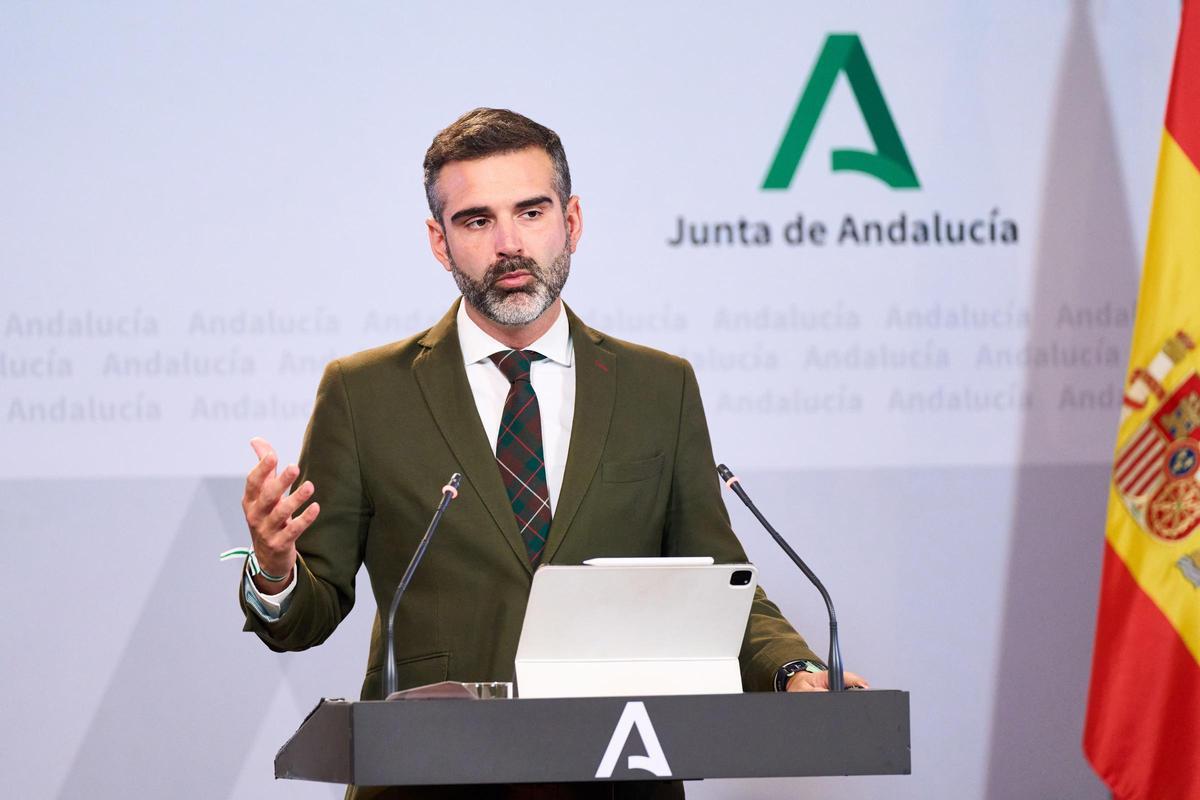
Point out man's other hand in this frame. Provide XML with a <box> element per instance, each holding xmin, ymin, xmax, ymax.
<box><xmin>786</xmin><ymin>670</ymin><xmax>870</xmax><ymax>692</ymax></box>
<box><xmin>242</xmin><ymin>437</ymin><xmax>320</xmax><ymax>595</ymax></box>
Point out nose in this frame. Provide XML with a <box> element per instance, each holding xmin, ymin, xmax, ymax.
<box><xmin>493</xmin><ymin>218</ymin><xmax>523</xmax><ymax>259</ymax></box>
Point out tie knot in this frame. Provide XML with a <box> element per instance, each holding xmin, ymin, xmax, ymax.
<box><xmin>489</xmin><ymin>349</ymin><xmax>545</xmax><ymax>384</ymax></box>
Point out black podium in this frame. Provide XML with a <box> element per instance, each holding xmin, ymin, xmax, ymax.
<box><xmin>276</xmin><ymin>690</ymin><xmax>910</xmax><ymax>786</ymax></box>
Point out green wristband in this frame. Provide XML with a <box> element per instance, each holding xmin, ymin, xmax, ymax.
<box><xmin>219</xmin><ymin>547</ymin><xmax>289</xmax><ymax>582</ymax></box>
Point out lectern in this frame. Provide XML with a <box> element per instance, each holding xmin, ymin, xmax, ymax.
<box><xmin>276</xmin><ymin>691</ymin><xmax>910</xmax><ymax>786</ymax></box>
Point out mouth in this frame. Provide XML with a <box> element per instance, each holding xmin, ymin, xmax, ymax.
<box><xmin>492</xmin><ymin>270</ymin><xmax>534</xmax><ymax>289</ymax></box>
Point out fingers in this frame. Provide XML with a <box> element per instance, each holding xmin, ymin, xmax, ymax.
<box><xmin>243</xmin><ymin>447</ymin><xmax>277</xmax><ymax>500</ymax></box>
<box><xmin>246</xmin><ymin>464</ymin><xmax>305</xmax><ymax>540</ymax></box>
<box><xmin>843</xmin><ymin>671</ymin><xmax>870</xmax><ymax>689</ymax></box>
<box><xmin>256</xmin><ymin>462</ymin><xmax>300</xmax><ymax>518</ymax></box>
<box><xmin>255</xmin><ymin>502</ymin><xmax>320</xmax><ymax>568</ymax></box>
<box><xmin>267</xmin><ymin>480</ymin><xmax>314</xmax><ymax>529</ymax></box>
<box><xmin>242</xmin><ymin>437</ymin><xmax>313</xmax><ymax>534</ymax></box>
<box><xmin>283</xmin><ymin>501</ymin><xmax>321</xmax><ymax>541</ymax></box>
<box><xmin>250</xmin><ymin>437</ymin><xmax>274</xmax><ymax>460</ymax></box>
<box><xmin>257</xmin><ymin>500</ymin><xmax>319</xmax><ymax>551</ymax></box>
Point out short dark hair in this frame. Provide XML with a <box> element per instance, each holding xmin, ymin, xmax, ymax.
<box><xmin>423</xmin><ymin>108</ymin><xmax>572</xmax><ymax>224</ymax></box>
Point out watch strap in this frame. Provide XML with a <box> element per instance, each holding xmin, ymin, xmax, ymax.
<box><xmin>775</xmin><ymin>659</ymin><xmax>825</xmax><ymax>691</ymax></box>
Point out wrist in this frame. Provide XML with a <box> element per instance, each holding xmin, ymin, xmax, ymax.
<box><xmin>775</xmin><ymin>659</ymin><xmax>824</xmax><ymax>692</ymax></box>
<box><xmin>251</xmin><ymin>546</ymin><xmax>293</xmax><ymax>577</ymax></box>
<box><xmin>248</xmin><ymin>551</ymin><xmax>295</xmax><ymax>594</ymax></box>
<box><xmin>251</xmin><ymin>571</ymin><xmax>293</xmax><ymax>595</ymax></box>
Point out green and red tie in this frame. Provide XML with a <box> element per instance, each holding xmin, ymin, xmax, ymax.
<box><xmin>490</xmin><ymin>349</ymin><xmax>552</xmax><ymax>565</ymax></box>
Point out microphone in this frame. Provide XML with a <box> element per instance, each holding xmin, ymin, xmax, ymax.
<box><xmin>716</xmin><ymin>463</ymin><xmax>845</xmax><ymax>692</ymax></box>
<box><xmin>383</xmin><ymin>472</ymin><xmax>462</xmax><ymax>698</ymax></box>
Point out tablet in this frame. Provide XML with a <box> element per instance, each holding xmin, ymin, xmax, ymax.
<box><xmin>514</xmin><ymin>559</ymin><xmax>757</xmax><ymax>698</ymax></box>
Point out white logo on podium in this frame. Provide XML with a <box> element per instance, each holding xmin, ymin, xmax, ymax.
<box><xmin>595</xmin><ymin>701</ymin><xmax>673</xmax><ymax>778</ymax></box>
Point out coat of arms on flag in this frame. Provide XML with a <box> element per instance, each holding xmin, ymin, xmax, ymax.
<box><xmin>1114</xmin><ymin>331</ymin><xmax>1200</xmax><ymax>586</ymax></box>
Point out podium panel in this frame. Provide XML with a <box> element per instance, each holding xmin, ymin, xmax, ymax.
<box><xmin>276</xmin><ymin>690</ymin><xmax>910</xmax><ymax>786</ymax></box>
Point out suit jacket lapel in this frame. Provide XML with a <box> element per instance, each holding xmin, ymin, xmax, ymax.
<box><xmin>542</xmin><ymin>305</ymin><xmax>616</xmax><ymax>563</ymax></box>
<box><xmin>413</xmin><ymin>300</ymin><xmax>531</xmax><ymax>573</ymax></box>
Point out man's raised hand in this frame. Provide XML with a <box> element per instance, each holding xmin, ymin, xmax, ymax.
<box><xmin>242</xmin><ymin>437</ymin><xmax>320</xmax><ymax>594</ymax></box>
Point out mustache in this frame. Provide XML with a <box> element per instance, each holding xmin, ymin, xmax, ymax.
<box><xmin>484</xmin><ymin>257</ymin><xmax>543</xmax><ymax>287</ymax></box>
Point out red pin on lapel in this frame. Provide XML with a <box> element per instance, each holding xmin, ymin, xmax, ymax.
<box><xmin>594</xmin><ymin>359</ymin><xmax>609</xmax><ymax>372</ymax></box>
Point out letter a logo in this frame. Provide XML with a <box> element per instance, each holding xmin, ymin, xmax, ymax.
<box><xmin>763</xmin><ymin>34</ymin><xmax>920</xmax><ymax>190</ymax></box>
<box><xmin>595</xmin><ymin>701</ymin><xmax>673</xmax><ymax>778</ymax></box>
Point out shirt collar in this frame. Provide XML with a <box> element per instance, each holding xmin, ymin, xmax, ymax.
<box><xmin>456</xmin><ymin>299</ymin><xmax>573</xmax><ymax>367</ymax></box>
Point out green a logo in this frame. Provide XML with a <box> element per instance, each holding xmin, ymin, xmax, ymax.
<box><xmin>764</xmin><ymin>34</ymin><xmax>920</xmax><ymax>190</ymax></box>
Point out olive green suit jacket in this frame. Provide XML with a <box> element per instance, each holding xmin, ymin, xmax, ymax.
<box><xmin>242</xmin><ymin>301</ymin><xmax>820</xmax><ymax>700</ymax></box>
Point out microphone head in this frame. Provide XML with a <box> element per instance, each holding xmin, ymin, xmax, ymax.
<box><xmin>716</xmin><ymin>463</ymin><xmax>734</xmax><ymax>482</ymax></box>
<box><xmin>448</xmin><ymin>472</ymin><xmax>463</xmax><ymax>489</ymax></box>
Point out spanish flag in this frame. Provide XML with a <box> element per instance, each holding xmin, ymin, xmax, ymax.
<box><xmin>1083</xmin><ymin>3</ymin><xmax>1200</xmax><ymax>798</ymax></box>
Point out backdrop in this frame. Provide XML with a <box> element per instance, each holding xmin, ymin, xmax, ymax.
<box><xmin>0</xmin><ymin>2</ymin><xmax>1179</xmax><ymax>798</ymax></box>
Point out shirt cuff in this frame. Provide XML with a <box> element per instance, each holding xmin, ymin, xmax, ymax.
<box><xmin>242</xmin><ymin>565</ymin><xmax>298</xmax><ymax>622</ymax></box>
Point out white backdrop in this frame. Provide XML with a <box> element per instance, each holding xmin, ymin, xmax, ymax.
<box><xmin>0</xmin><ymin>3</ymin><xmax>1179</xmax><ymax>798</ymax></box>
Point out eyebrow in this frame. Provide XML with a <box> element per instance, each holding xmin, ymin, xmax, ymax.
<box><xmin>449</xmin><ymin>205</ymin><xmax>490</xmax><ymax>225</ymax></box>
<box><xmin>515</xmin><ymin>195</ymin><xmax>553</xmax><ymax>210</ymax></box>
<box><xmin>448</xmin><ymin>195</ymin><xmax>554</xmax><ymax>225</ymax></box>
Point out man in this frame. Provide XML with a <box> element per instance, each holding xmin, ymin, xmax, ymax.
<box><xmin>240</xmin><ymin>109</ymin><xmax>865</xmax><ymax>799</ymax></box>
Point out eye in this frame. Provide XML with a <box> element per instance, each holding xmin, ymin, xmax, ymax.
<box><xmin>464</xmin><ymin>218</ymin><xmax>489</xmax><ymax>230</ymax></box>
<box><xmin>520</xmin><ymin>209</ymin><xmax>543</xmax><ymax>220</ymax></box>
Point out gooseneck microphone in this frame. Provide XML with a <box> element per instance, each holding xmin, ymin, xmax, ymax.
<box><xmin>384</xmin><ymin>472</ymin><xmax>462</xmax><ymax>698</ymax></box>
<box><xmin>716</xmin><ymin>463</ymin><xmax>845</xmax><ymax>692</ymax></box>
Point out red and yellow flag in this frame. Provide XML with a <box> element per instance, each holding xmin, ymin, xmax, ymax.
<box><xmin>1084</xmin><ymin>3</ymin><xmax>1200</xmax><ymax>798</ymax></box>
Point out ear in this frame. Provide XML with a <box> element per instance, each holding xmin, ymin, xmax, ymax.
<box><xmin>426</xmin><ymin>217</ymin><xmax>453</xmax><ymax>273</ymax></box>
<box><xmin>565</xmin><ymin>195</ymin><xmax>583</xmax><ymax>254</ymax></box>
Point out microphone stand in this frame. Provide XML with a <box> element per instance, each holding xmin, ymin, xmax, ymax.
<box><xmin>383</xmin><ymin>473</ymin><xmax>462</xmax><ymax>698</ymax></box>
<box><xmin>716</xmin><ymin>463</ymin><xmax>845</xmax><ymax>691</ymax></box>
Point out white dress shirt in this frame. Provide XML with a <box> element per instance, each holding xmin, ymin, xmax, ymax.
<box><xmin>456</xmin><ymin>299</ymin><xmax>575</xmax><ymax>514</ymax></box>
<box><xmin>246</xmin><ymin>300</ymin><xmax>576</xmax><ymax>618</ymax></box>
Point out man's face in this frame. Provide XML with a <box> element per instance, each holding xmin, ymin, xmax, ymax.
<box><xmin>426</xmin><ymin>147</ymin><xmax>583</xmax><ymax>327</ymax></box>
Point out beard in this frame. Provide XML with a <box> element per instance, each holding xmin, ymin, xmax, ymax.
<box><xmin>449</xmin><ymin>246</ymin><xmax>571</xmax><ymax>327</ymax></box>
